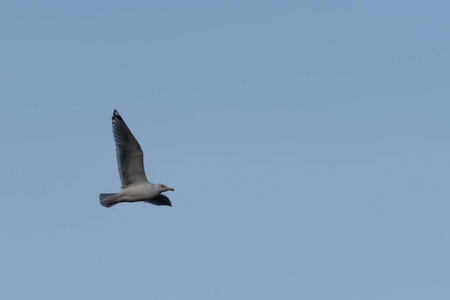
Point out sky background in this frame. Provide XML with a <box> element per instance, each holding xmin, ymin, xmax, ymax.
<box><xmin>1</xmin><ymin>1</ymin><xmax>450</xmax><ymax>299</ymax></box>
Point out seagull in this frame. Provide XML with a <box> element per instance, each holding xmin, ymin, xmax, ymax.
<box><xmin>99</xmin><ymin>109</ymin><xmax>174</xmax><ymax>208</ymax></box>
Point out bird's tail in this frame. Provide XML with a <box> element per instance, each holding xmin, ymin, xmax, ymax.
<box><xmin>99</xmin><ymin>193</ymin><xmax>119</xmax><ymax>208</ymax></box>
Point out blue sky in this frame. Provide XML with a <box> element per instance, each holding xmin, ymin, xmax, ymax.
<box><xmin>1</xmin><ymin>1</ymin><xmax>449</xmax><ymax>299</ymax></box>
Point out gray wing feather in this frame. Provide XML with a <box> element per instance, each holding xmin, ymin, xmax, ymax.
<box><xmin>112</xmin><ymin>110</ymin><xmax>148</xmax><ymax>188</ymax></box>
<box><xmin>145</xmin><ymin>194</ymin><xmax>172</xmax><ymax>207</ymax></box>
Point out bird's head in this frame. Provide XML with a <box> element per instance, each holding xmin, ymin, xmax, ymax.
<box><xmin>158</xmin><ymin>184</ymin><xmax>175</xmax><ymax>193</ymax></box>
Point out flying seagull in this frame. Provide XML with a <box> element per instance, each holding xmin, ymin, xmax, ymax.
<box><xmin>99</xmin><ymin>109</ymin><xmax>174</xmax><ymax>208</ymax></box>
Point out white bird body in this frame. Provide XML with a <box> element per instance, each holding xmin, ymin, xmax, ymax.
<box><xmin>116</xmin><ymin>183</ymin><xmax>160</xmax><ymax>202</ymax></box>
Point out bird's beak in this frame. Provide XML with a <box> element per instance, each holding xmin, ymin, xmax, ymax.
<box><xmin>166</xmin><ymin>187</ymin><xmax>175</xmax><ymax>192</ymax></box>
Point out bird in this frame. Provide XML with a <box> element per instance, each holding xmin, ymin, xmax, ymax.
<box><xmin>99</xmin><ymin>109</ymin><xmax>174</xmax><ymax>208</ymax></box>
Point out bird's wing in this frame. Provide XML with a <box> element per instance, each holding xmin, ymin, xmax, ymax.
<box><xmin>112</xmin><ymin>110</ymin><xmax>149</xmax><ymax>189</ymax></box>
<box><xmin>146</xmin><ymin>194</ymin><xmax>172</xmax><ymax>207</ymax></box>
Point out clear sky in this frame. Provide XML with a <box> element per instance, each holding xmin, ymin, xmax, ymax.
<box><xmin>1</xmin><ymin>1</ymin><xmax>449</xmax><ymax>299</ymax></box>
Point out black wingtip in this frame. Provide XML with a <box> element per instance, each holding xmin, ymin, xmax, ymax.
<box><xmin>112</xmin><ymin>109</ymin><xmax>123</xmax><ymax>121</ymax></box>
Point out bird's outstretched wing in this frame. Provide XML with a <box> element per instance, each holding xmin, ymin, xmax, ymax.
<box><xmin>112</xmin><ymin>110</ymin><xmax>149</xmax><ymax>188</ymax></box>
<box><xmin>145</xmin><ymin>194</ymin><xmax>172</xmax><ymax>206</ymax></box>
